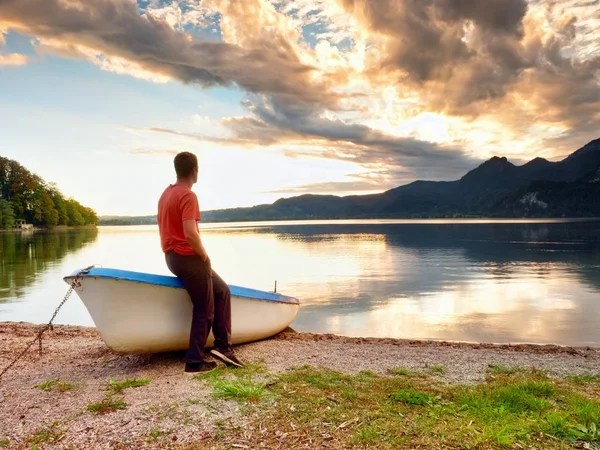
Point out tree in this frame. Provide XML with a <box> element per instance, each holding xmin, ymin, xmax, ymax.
<box><xmin>80</xmin><ymin>206</ymin><xmax>98</xmax><ymax>225</ymax></box>
<box><xmin>48</xmin><ymin>184</ymin><xmax>69</xmax><ymax>225</ymax></box>
<box><xmin>66</xmin><ymin>199</ymin><xmax>85</xmax><ymax>226</ymax></box>
<box><xmin>40</xmin><ymin>191</ymin><xmax>59</xmax><ymax>227</ymax></box>
<box><xmin>0</xmin><ymin>156</ymin><xmax>97</xmax><ymax>228</ymax></box>
<box><xmin>0</xmin><ymin>199</ymin><xmax>15</xmax><ymax>229</ymax></box>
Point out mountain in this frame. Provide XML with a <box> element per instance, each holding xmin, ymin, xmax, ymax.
<box><xmin>99</xmin><ymin>138</ymin><xmax>600</xmax><ymax>224</ymax></box>
<box><xmin>493</xmin><ymin>161</ymin><xmax>600</xmax><ymax>217</ymax></box>
<box><xmin>202</xmin><ymin>137</ymin><xmax>600</xmax><ymax>221</ymax></box>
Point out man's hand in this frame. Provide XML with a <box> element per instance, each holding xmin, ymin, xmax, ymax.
<box><xmin>183</xmin><ymin>220</ymin><xmax>208</xmax><ymax>260</ymax></box>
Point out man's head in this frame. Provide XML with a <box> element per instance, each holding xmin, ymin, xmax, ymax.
<box><xmin>174</xmin><ymin>152</ymin><xmax>199</xmax><ymax>185</ymax></box>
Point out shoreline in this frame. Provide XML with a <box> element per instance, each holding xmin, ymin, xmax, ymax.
<box><xmin>4</xmin><ymin>320</ymin><xmax>599</xmax><ymax>354</ymax></box>
<box><xmin>0</xmin><ymin>225</ymin><xmax>97</xmax><ymax>233</ymax></box>
<box><xmin>1</xmin><ymin>322</ymin><xmax>599</xmax><ymax>449</ymax></box>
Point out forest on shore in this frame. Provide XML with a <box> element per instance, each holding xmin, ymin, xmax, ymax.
<box><xmin>0</xmin><ymin>156</ymin><xmax>97</xmax><ymax>229</ymax></box>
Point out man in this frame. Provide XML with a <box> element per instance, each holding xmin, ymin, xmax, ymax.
<box><xmin>158</xmin><ymin>151</ymin><xmax>243</xmax><ymax>373</ymax></box>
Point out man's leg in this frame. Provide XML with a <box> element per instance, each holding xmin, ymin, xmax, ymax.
<box><xmin>211</xmin><ymin>270</ymin><xmax>232</xmax><ymax>351</ymax></box>
<box><xmin>209</xmin><ymin>270</ymin><xmax>244</xmax><ymax>367</ymax></box>
<box><xmin>166</xmin><ymin>252</ymin><xmax>214</xmax><ymax>366</ymax></box>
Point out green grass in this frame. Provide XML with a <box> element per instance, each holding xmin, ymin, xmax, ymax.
<box><xmin>0</xmin><ymin>438</ymin><xmax>9</xmax><ymax>448</ymax></box>
<box><xmin>34</xmin><ymin>379</ymin><xmax>76</xmax><ymax>392</ymax></box>
<box><xmin>34</xmin><ymin>379</ymin><xmax>57</xmax><ymax>392</ymax></box>
<box><xmin>565</xmin><ymin>373</ymin><xmax>600</xmax><ymax>385</ymax></box>
<box><xmin>87</xmin><ymin>395</ymin><xmax>127</xmax><ymax>414</ymax></box>
<box><xmin>388</xmin><ymin>364</ymin><xmax>445</xmax><ymax>377</ymax></box>
<box><xmin>87</xmin><ymin>377</ymin><xmax>150</xmax><ymax>415</ymax></box>
<box><xmin>192</xmin><ymin>361</ymin><xmax>270</xmax><ymax>403</ymax></box>
<box><xmin>57</xmin><ymin>382</ymin><xmax>76</xmax><ymax>392</ymax></box>
<box><xmin>390</xmin><ymin>389</ymin><xmax>440</xmax><ymax>406</ymax></box>
<box><xmin>427</xmin><ymin>363</ymin><xmax>446</xmax><ymax>375</ymax></box>
<box><xmin>192</xmin><ymin>365</ymin><xmax>600</xmax><ymax>450</ymax></box>
<box><xmin>192</xmin><ymin>361</ymin><xmax>267</xmax><ymax>382</ymax></box>
<box><xmin>387</xmin><ymin>366</ymin><xmax>428</xmax><ymax>378</ymax></box>
<box><xmin>147</xmin><ymin>429</ymin><xmax>172</xmax><ymax>442</ymax></box>
<box><xmin>487</xmin><ymin>364</ymin><xmax>525</xmax><ymax>376</ymax></box>
<box><xmin>107</xmin><ymin>377</ymin><xmax>150</xmax><ymax>394</ymax></box>
<box><xmin>213</xmin><ymin>377</ymin><xmax>267</xmax><ymax>402</ymax></box>
<box><xmin>28</xmin><ymin>422</ymin><xmax>63</xmax><ymax>445</ymax></box>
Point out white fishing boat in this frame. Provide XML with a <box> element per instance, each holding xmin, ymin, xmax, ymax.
<box><xmin>63</xmin><ymin>266</ymin><xmax>300</xmax><ymax>354</ymax></box>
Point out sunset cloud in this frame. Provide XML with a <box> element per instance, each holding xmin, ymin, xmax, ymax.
<box><xmin>265</xmin><ymin>177</ymin><xmax>392</xmax><ymax>195</ymax></box>
<box><xmin>339</xmin><ymin>0</ymin><xmax>600</xmax><ymax>153</ymax></box>
<box><xmin>0</xmin><ymin>0</ymin><xmax>339</xmax><ymax>108</ymax></box>
<box><xmin>1</xmin><ymin>0</ymin><xmax>598</xmax><ymax>198</ymax></box>
<box><xmin>142</xmin><ymin>93</ymin><xmax>479</xmax><ymax>184</ymax></box>
<box><xmin>0</xmin><ymin>52</ymin><xmax>28</xmax><ymax>66</ymax></box>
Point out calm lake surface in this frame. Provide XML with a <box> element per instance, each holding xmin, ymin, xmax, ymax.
<box><xmin>1</xmin><ymin>219</ymin><xmax>599</xmax><ymax>346</ymax></box>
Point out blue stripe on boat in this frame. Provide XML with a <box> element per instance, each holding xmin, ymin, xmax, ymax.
<box><xmin>64</xmin><ymin>267</ymin><xmax>299</xmax><ymax>305</ymax></box>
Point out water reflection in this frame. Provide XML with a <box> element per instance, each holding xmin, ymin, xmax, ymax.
<box><xmin>0</xmin><ymin>228</ymin><xmax>98</xmax><ymax>301</ymax></box>
<box><xmin>0</xmin><ymin>221</ymin><xmax>598</xmax><ymax>346</ymax></box>
<box><xmin>224</xmin><ymin>221</ymin><xmax>600</xmax><ymax>346</ymax></box>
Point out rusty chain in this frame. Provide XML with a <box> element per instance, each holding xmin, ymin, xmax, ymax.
<box><xmin>0</xmin><ymin>267</ymin><xmax>92</xmax><ymax>382</ymax></box>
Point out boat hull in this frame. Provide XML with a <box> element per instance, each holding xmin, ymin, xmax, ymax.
<box><xmin>64</xmin><ymin>268</ymin><xmax>300</xmax><ymax>354</ymax></box>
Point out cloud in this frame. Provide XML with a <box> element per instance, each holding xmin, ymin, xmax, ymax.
<box><xmin>138</xmin><ymin>126</ymin><xmax>267</xmax><ymax>147</ymax></box>
<box><xmin>130</xmin><ymin>148</ymin><xmax>182</xmax><ymax>156</ymax></box>
<box><xmin>0</xmin><ymin>28</ymin><xmax>28</xmax><ymax>66</ymax></box>
<box><xmin>143</xmin><ymin>1</ymin><xmax>217</xmax><ymax>31</ymax></box>
<box><xmin>276</xmin><ymin>0</ymin><xmax>357</xmax><ymax>46</ymax></box>
<box><xmin>4</xmin><ymin>0</ymin><xmax>598</xmax><ymax>195</ymax></box>
<box><xmin>0</xmin><ymin>0</ymin><xmax>339</xmax><ymax>108</ymax></box>
<box><xmin>340</xmin><ymin>0</ymin><xmax>529</xmax><ymax>103</ymax></box>
<box><xmin>0</xmin><ymin>52</ymin><xmax>28</xmax><ymax>66</ymax></box>
<box><xmin>339</xmin><ymin>0</ymin><xmax>600</xmax><ymax>133</ymax></box>
<box><xmin>264</xmin><ymin>178</ymin><xmax>398</xmax><ymax>195</ymax></box>
<box><xmin>107</xmin><ymin>0</ymin><xmax>598</xmax><ymax>188</ymax></box>
<box><xmin>3</xmin><ymin>0</ymin><xmax>597</xmax><ymax>148</ymax></box>
<box><xmin>142</xmin><ymin>94</ymin><xmax>480</xmax><ymax>184</ymax></box>
<box><xmin>230</xmin><ymin>96</ymin><xmax>479</xmax><ymax>178</ymax></box>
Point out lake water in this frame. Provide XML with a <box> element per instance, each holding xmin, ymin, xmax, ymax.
<box><xmin>1</xmin><ymin>219</ymin><xmax>599</xmax><ymax>346</ymax></box>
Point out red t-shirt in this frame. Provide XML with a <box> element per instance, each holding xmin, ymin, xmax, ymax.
<box><xmin>157</xmin><ymin>184</ymin><xmax>201</xmax><ymax>255</ymax></box>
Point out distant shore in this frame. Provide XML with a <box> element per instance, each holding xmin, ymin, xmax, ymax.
<box><xmin>1</xmin><ymin>322</ymin><xmax>599</xmax><ymax>449</ymax></box>
<box><xmin>98</xmin><ymin>216</ymin><xmax>600</xmax><ymax>227</ymax></box>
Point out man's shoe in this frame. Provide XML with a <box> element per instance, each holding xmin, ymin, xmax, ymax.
<box><xmin>184</xmin><ymin>361</ymin><xmax>217</xmax><ymax>374</ymax></box>
<box><xmin>210</xmin><ymin>348</ymin><xmax>244</xmax><ymax>368</ymax></box>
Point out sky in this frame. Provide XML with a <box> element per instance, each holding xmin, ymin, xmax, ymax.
<box><xmin>0</xmin><ymin>0</ymin><xmax>599</xmax><ymax>216</ymax></box>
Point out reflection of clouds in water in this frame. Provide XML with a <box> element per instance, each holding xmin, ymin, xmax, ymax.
<box><xmin>269</xmin><ymin>221</ymin><xmax>600</xmax><ymax>345</ymax></box>
<box><xmin>204</xmin><ymin>230</ymin><xmax>398</xmax><ymax>302</ymax></box>
<box><xmin>117</xmin><ymin>222</ymin><xmax>600</xmax><ymax>345</ymax></box>
<box><xmin>295</xmin><ymin>274</ymin><xmax>599</xmax><ymax>345</ymax></box>
<box><xmin>3</xmin><ymin>221</ymin><xmax>598</xmax><ymax>344</ymax></box>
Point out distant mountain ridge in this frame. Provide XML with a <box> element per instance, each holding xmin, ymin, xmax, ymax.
<box><xmin>493</xmin><ymin>159</ymin><xmax>600</xmax><ymax>217</ymax></box>
<box><xmin>99</xmin><ymin>215</ymin><xmax>157</xmax><ymax>226</ymax></box>
<box><xmin>100</xmin><ymin>138</ymin><xmax>600</xmax><ymax>224</ymax></box>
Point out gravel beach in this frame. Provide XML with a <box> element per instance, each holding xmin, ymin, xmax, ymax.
<box><xmin>1</xmin><ymin>322</ymin><xmax>599</xmax><ymax>449</ymax></box>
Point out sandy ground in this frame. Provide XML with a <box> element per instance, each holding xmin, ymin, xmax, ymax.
<box><xmin>1</xmin><ymin>322</ymin><xmax>599</xmax><ymax>449</ymax></box>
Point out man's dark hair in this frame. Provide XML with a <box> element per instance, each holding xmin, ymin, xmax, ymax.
<box><xmin>174</xmin><ymin>152</ymin><xmax>198</xmax><ymax>178</ymax></box>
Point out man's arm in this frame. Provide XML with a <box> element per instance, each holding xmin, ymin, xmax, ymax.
<box><xmin>183</xmin><ymin>220</ymin><xmax>209</xmax><ymax>261</ymax></box>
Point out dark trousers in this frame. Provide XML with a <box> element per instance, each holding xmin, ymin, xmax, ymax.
<box><xmin>165</xmin><ymin>251</ymin><xmax>232</xmax><ymax>363</ymax></box>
